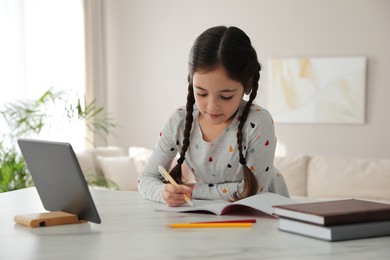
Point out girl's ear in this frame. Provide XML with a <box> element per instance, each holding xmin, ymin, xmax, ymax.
<box><xmin>244</xmin><ymin>85</ymin><xmax>252</xmax><ymax>95</ymax></box>
<box><xmin>244</xmin><ymin>78</ymin><xmax>254</xmax><ymax>95</ymax></box>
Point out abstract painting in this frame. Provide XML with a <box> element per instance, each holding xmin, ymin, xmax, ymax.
<box><xmin>268</xmin><ymin>57</ymin><xmax>366</xmax><ymax>124</ymax></box>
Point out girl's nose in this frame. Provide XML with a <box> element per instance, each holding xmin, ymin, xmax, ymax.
<box><xmin>207</xmin><ymin>96</ymin><xmax>220</xmax><ymax>111</ymax></box>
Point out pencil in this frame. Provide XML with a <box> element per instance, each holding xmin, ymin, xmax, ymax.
<box><xmin>158</xmin><ymin>165</ymin><xmax>194</xmax><ymax>207</ymax></box>
<box><xmin>192</xmin><ymin>219</ymin><xmax>257</xmax><ymax>224</ymax></box>
<box><xmin>167</xmin><ymin>223</ymin><xmax>253</xmax><ymax>228</ymax></box>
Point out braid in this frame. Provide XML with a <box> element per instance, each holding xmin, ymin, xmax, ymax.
<box><xmin>169</xmin><ymin>83</ymin><xmax>195</xmax><ymax>184</ymax></box>
<box><xmin>233</xmin><ymin>71</ymin><xmax>261</xmax><ymax>201</ymax></box>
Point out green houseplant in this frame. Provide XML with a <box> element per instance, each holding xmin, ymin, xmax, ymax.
<box><xmin>0</xmin><ymin>88</ymin><xmax>116</xmax><ymax>192</ymax></box>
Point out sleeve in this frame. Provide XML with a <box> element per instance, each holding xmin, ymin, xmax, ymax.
<box><xmin>137</xmin><ymin>111</ymin><xmax>181</xmax><ymax>203</ymax></box>
<box><xmin>268</xmin><ymin>171</ymin><xmax>290</xmax><ymax>197</ymax></box>
<box><xmin>245</xmin><ymin>109</ymin><xmax>289</xmax><ymax>197</ymax></box>
<box><xmin>192</xmin><ymin>182</ymin><xmax>244</xmax><ymax>201</ymax></box>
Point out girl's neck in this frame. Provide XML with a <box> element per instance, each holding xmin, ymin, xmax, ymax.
<box><xmin>197</xmin><ymin>111</ymin><xmax>237</xmax><ymax>142</ymax></box>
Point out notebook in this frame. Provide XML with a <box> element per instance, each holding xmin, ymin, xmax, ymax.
<box><xmin>156</xmin><ymin>192</ymin><xmax>296</xmax><ymax>216</ymax></box>
<box><xmin>17</xmin><ymin>138</ymin><xmax>101</xmax><ymax>224</ymax></box>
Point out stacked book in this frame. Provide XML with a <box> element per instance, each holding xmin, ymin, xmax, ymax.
<box><xmin>272</xmin><ymin>199</ymin><xmax>390</xmax><ymax>242</ymax></box>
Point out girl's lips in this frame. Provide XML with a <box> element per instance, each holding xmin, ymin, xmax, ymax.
<box><xmin>208</xmin><ymin>113</ymin><xmax>222</xmax><ymax>119</ymax></box>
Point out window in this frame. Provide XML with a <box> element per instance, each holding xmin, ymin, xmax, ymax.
<box><xmin>0</xmin><ymin>0</ymin><xmax>86</xmax><ymax>151</ymax></box>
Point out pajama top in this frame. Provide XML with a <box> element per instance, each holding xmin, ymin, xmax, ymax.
<box><xmin>138</xmin><ymin>100</ymin><xmax>289</xmax><ymax>203</ymax></box>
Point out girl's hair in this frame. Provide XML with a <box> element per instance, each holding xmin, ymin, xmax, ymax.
<box><xmin>169</xmin><ymin>26</ymin><xmax>262</xmax><ymax>200</ymax></box>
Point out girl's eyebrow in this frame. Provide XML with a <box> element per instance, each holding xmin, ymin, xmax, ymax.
<box><xmin>194</xmin><ymin>85</ymin><xmax>207</xmax><ymax>91</ymax></box>
<box><xmin>194</xmin><ymin>85</ymin><xmax>238</xmax><ymax>93</ymax></box>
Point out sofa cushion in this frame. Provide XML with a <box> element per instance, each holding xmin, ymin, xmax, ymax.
<box><xmin>93</xmin><ymin>146</ymin><xmax>126</xmax><ymax>176</ymax></box>
<box><xmin>128</xmin><ymin>146</ymin><xmax>153</xmax><ymax>176</ymax></box>
<box><xmin>97</xmin><ymin>156</ymin><xmax>138</xmax><ymax>191</ymax></box>
<box><xmin>307</xmin><ymin>156</ymin><xmax>390</xmax><ymax>201</ymax></box>
<box><xmin>274</xmin><ymin>155</ymin><xmax>309</xmax><ymax>197</ymax></box>
<box><xmin>76</xmin><ymin>150</ymin><xmax>97</xmax><ymax>176</ymax></box>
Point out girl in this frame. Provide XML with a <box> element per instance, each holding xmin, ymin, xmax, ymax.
<box><xmin>138</xmin><ymin>26</ymin><xmax>289</xmax><ymax>206</ymax></box>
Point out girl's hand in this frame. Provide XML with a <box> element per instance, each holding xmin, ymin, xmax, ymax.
<box><xmin>162</xmin><ymin>183</ymin><xmax>193</xmax><ymax>207</ymax></box>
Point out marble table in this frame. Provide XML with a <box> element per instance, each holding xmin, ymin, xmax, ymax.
<box><xmin>1</xmin><ymin>187</ymin><xmax>389</xmax><ymax>259</ymax></box>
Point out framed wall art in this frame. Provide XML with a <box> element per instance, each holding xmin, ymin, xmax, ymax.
<box><xmin>268</xmin><ymin>57</ymin><xmax>366</xmax><ymax>124</ymax></box>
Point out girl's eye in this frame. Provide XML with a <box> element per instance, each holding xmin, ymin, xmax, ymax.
<box><xmin>221</xmin><ymin>96</ymin><xmax>233</xmax><ymax>100</ymax></box>
<box><xmin>196</xmin><ymin>93</ymin><xmax>207</xmax><ymax>97</ymax></box>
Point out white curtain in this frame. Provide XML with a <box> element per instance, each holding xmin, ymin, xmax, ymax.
<box><xmin>0</xmin><ymin>0</ymin><xmax>28</xmax><ymax>103</ymax></box>
<box><xmin>0</xmin><ymin>0</ymin><xmax>86</xmax><ymax>151</ymax></box>
<box><xmin>83</xmin><ymin>0</ymin><xmax>108</xmax><ymax>148</ymax></box>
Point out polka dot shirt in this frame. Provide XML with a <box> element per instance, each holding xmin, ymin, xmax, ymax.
<box><xmin>138</xmin><ymin>101</ymin><xmax>289</xmax><ymax>202</ymax></box>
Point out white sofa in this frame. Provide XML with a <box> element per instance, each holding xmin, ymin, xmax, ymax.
<box><xmin>76</xmin><ymin>146</ymin><xmax>149</xmax><ymax>191</ymax></box>
<box><xmin>76</xmin><ymin>147</ymin><xmax>390</xmax><ymax>202</ymax></box>
<box><xmin>274</xmin><ymin>155</ymin><xmax>390</xmax><ymax>202</ymax></box>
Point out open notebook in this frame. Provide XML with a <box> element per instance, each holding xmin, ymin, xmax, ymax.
<box><xmin>156</xmin><ymin>192</ymin><xmax>296</xmax><ymax>216</ymax></box>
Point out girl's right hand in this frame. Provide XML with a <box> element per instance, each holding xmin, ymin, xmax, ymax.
<box><xmin>162</xmin><ymin>183</ymin><xmax>193</xmax><ymax>207</ymax></box>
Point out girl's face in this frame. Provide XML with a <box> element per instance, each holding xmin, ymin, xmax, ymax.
<box><xmin>193</xmin><ymin>66</ymin><xmax>245</xmax><ymax>126</ymax></box>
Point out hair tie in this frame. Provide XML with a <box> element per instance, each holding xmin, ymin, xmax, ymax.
<box><xmin>239</xmin><ymin>157</ymin><xmax>246</xmax><ymax>165</ymax></box>
<box><xmin>177</xmin><ymin>156</ymin><xmax>185</xmax><ymax>165</ymax></box>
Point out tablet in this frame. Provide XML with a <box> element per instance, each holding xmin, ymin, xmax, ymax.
<box><xmin>17</xmin><ymin>138</ymin><xmax>101</xmax><ymax>224</ymax></box>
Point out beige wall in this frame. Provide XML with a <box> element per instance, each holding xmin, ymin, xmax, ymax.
<box><xmin>102</xmin><ymin>0</ymin><xmax>390</xmax><ymax>159</ymax></box>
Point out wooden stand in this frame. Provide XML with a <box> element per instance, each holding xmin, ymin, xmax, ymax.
<box><xmin>14</xmin><ymin>211</ymin><xmax>83</xmax><ymax>228</ymax></box>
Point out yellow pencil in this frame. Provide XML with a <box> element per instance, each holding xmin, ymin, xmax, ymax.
<box><xmin>158</xmin><ymin>165</ymin><xmax>194</xmax><ymax>207</ymax></box>
<box><xmin>166</xmin><ymin>223</ymin><xmax>253</xmax><ymax>228</ymax></box>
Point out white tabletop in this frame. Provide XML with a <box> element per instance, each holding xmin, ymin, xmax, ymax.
<box><xmin>1</xmin><ymin>187</ymin><xmax>389</xmax><ymax>260</ymax></box>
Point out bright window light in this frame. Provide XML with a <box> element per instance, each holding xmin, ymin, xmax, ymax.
<box><xmin>0</xmin><ymin>0</ymin><xmax>86</xmax><ymax>151</ymax></box>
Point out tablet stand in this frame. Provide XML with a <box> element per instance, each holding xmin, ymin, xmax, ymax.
<box><xmin>14</xmin><ymin>211</ymin><xmax>83</xmax><ymax>228</ymax></box>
